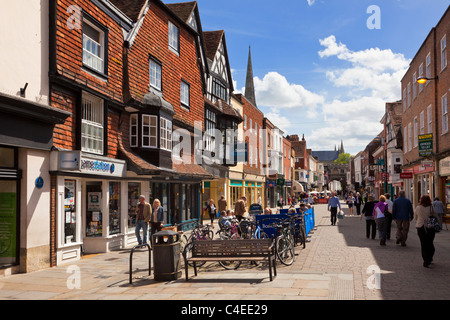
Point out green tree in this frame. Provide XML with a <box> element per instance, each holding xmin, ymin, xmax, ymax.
<box><xmin>334</xmin><ymin>153</ymin><xmax>351</xmax><ymax>165</ymax></box>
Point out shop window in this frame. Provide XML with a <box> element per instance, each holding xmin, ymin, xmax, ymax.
<box><xmin>109</xmin><ymin>182</ymin><xmax>120</xmax><ymax>235</ymax></box>
<box><xmin>0</xmin><ymin>180</ymin><xmax>18</xmax><ymax>267</ymax></box>
<box><xmin>86</xmin><ymin>182</ymin><xmax>102</xmax><ymax>237</ymax></box>
<box><xmin>64</xmin><ymin>180</ymin><xmax>77</xmax><ymax>244</ymax></box>
<box><xmin>128</xmin><ymin>182</ymin><xmax>141</xmax><ymax>230</ymax></box>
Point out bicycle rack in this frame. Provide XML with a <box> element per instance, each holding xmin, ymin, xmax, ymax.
<box><xmin>129</xmin><ymin>243</ymin><xmax>152</xmax><ymax>284</ymax></box>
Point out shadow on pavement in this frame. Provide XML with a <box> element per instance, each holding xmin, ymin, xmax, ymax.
<box><xmin>337</xmin><ymin>206</ymin><xmax>450</xmax><ymax>300</ymax></box>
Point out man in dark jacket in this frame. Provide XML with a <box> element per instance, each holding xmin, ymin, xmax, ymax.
<box><xmin>392</xmin><ymin>191</ymin><xmax>414</xmax><ymax>246</ymax></box>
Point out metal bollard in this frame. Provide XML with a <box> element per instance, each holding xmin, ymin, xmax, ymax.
<box><xmin>129</xmin><ymin>243</ymin><xmax>151</xmax><ymax>284</ymax></box>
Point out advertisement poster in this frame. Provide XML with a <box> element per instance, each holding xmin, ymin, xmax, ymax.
<box><xmin>0</xmin><ymin>191</ymin><xmax>17</xmax><ymax>261</ymax></box>
<box><xmin>88</xmin><ymin>192</ymin><xmax>101</xmax><ymax>211</ymax></box>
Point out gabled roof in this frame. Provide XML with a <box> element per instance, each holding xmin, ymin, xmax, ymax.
<box><xmin>109</xmin><ymin>0</ymin><xmax>148</xmax><ymax>22</ymax></box>
<box><xmin>165</xmin><ymin>1</ymin><xmax>197</xmax><ymax>23</ymax></box>
<box><xmin>203</xmin><ymin>30</ymin><xmax>224</xmax><ymax>61</ymax></box>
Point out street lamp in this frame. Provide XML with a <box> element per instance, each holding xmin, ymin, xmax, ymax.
<box><xmin>417</xmin><ymin>76</ymin><xmax>439</xmax><ymax>85</ymax></box>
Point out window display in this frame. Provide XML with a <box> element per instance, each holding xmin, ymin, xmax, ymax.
<box><xmin>109</xmin><ymin>182</ymin><xmax>120</xmax><ymax>235</ymax></box>
<box><xmin>128</xmin><ymin>182</ymin><xmax>141</xmax><ymax>229</ymax></box>
<box><xmin>86</xmin><ymin>182</ymin><xmax>102</xmax><ymax>237</ymax></box>
<box><xmin>64</xmin><ymin>180</ymin><xmax>77</xmax><ymax>244</ymax></box>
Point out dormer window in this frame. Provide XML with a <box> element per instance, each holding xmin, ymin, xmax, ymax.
<box><xmin>82</xmin><ymin>16</ymin><xmax>107</xmax><ymax>76</ymax></box>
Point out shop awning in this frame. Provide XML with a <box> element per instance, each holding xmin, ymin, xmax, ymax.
<box><xmin>292</xmin><ymin>180</ymin><xmax>304</xmax><ymax>193</ymax></box>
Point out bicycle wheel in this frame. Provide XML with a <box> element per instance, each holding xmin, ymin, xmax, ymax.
<box><xmin>299</xmin><ymin>225</ymin><xmax>306</xmax><ymax>249</ymax></box>
<box><xmin>219</xmin><ymin>260</ymin><xmax>242</xmax><ymax>270</ymax></box>
<box><xmin>276</xmin><ymin>235</ymin><xmax>294</xmax><ymax>266</ymax></box>
<box><xmin>184</xmin><ymin>240</ymin><xmax>207</xmax><ymax>268</ymax></box>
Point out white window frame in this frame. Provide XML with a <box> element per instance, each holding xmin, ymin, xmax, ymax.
<box><xmin>414</xmin><ymin>117</ymin><xmax>418</xmax><ymax>148</ymax></box>
<box><xmin>426</xmin><ymin>53</ymin><xmax>432</xmax><ymax>83</ymax></box>
<box><xmin>443</xmin><ymin>93</ymin><xmax>448</xmax><ymax>134</ymax></box>
<box><xmin>142</xmin><ymin>115</ymin><xmax>158</xmax><ymax>148</ymax></box>
<box><xmin>403</xmin><ymin>88</ymin><xmax>407</xmax><ymax>112</ymax></box>
<box><xmin>418</xmin><ymin>64</ymin><xmax>424</xmax><ymax>93</ymax></box>
<box><xmin>82</xmin><ymin>19</ymin><xmax>105</xmax><ymax>74</ymax></box>
<box><xmin>180</xmin><ymin>81</ymin><xmax>190</xmax><ymax>107</ymax></box>
<box><xmin>420</xmin><ymin>111</ymin><xmax>425</xmax><ymax>135</ymax></box>
<box><xmin>130</xmin><ymin>114</ymin><xmax>138</xmax><ymax>147</ymax></box>
<box><xmin>408</xmin><ymin>123</ymin><xmax>412</xmax><ymax>152</ymax></box>
<box><xmin>403</xmin><ymin>126</ymin><xmax>408</xmax><ymax>154</ymax></box>
<box><xmin>413</xmin><ymin>73</ymin><xmax>417</xmax><ymax>99</ymax></box>
<box><xmin>407</xmin><ymin>83</ymin><xmax>411</xmax><ymax>108</ymax></box>
<box><xmin>441</xmin><ymin>35</ymin><xmax>447</xmax><ymax>72</ymax></box>
<box><xmin>160</xmin><ymin>117</ymin><xmax>172</xmax><ymax>152</ymax></box>
<box><xmin>81</xmin><ymin>92</ymin><xmax>104</xmax><ymax>155</ymax></box>
<box><xmin>427</xmin><ymin>105</ymin><xmax>433</xmax><ymax>134</ymax></box>
<box><xmin>168</xmin><ymin>21</ymin><xmax>180</xmax><ymax>54</ymax></box>
<box><xmin>149</xmin><ymin>59</ymin><xmax>162</xmax><ymax>91</ymax></box>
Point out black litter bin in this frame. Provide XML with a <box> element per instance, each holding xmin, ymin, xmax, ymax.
<box><xmin>152</xmin><ymin>230</ymin><xmax>181</xmax><ymax>281</ymax></box>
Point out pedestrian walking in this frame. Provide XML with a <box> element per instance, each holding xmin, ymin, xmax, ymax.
<box><xmin>432</xmin><ymin>197</ymin><xmax>445</xmax><ymax>228</ymax></box>
<box><xmin>205</xmin><ymin>199</ymin><xmax>217</xmax><ymax>227</ymax></box>
<box><xmin>150</xmin><ymin>199</ymin><xmax>164</xmax><ymax>241</ymax></box>
<box><xmin>415</xmin><ymin>195</ymin><xmax>440</xmax><ymax>268</ymax></box>
<box><xmin>392</xmin><ymin>190</ymin><xmax>414</xmax><ymax>246</ymax></box>
<box><xmin>234</xmin><ymin>196</ymin><xmax>247</xmax><ymax>222</ymax></box>
<box><xmin>347</xmin><ymin>192</ymin><xmax>355</xmax><ymax>216</ymax></box>
<box><xmin>218</xmin><ymin>195</ymin><xmax>228</xmax><ymax>214</ymax></box>
<box><xmin>384</xmin><ymin>194</ymin><xmax>393</xmax><ymax>240</ymax></box>
<box><xmin>373</xmin><ymin>195</ymin><xmax>388</xmax><ymax>246</ymax></box>
<box><xmin>355</xmin><ymin>192</ymin><xmax>363</xmax><ymax>215</ymax></box>
<box><xmin>328</xmin><ymin>191</ymin><xmax>341</xmax><ymax>226</ymax></box>
<box><xmin>135</xmin><ymin>195</ymin><xmax>151</xmax><ymax>245</ymax></box>
<box><xmin>361</xmin><ymin>195</ymin><xmax>378</xmax><ymax>239</ymax></box>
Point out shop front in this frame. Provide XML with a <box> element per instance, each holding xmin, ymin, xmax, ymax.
<box><xmin>403</xmin><ymin>161</ymin><xmax>436</xmax><ymax>207</ymax></box>
<box><xmin>227</xmin><ymin>178</ymin><xmax>264</xmax><ymax>212</ymax></box>
<box><xmin>439</xmin><ymin>157</ymin><xmax>450</xmax><ymax>214</ymax></box>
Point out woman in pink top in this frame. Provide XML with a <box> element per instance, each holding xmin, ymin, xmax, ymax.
<box><xmin>373</xmin><ymin>195</ymin><xmax>389</xmax><ymax>246</ymax></box>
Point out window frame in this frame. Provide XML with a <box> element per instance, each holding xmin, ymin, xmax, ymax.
<box><xmin>81</xmin><ymin>13</ymin><xmax>108</xmax><ymax>78</ymax></box>
<box><xmin>441</xmin><ymin>34</ymin><xmax>447</xmax><ymax>72</ymax></box>
<box><xmin>81</xmin><ymin>92</ymin><xmax>104</xmax><ymax>155</ymax></box>
<box><xmin>160</xmin><ymin>117</ymin><xmax>173</xmax><ymax>152</ymax></box>
<box><xmin>130</xmin><ymin>114</ymin><xmax>138</xmax><ymax>147</ymax></box>
<box><xmin>149</xmin><ymin>58</ymin><xmax>162</xmax><ymax>91</ymax></box>
<box><xmin>168</xmin><ymin>21</ymin><xmax>180</xmax><ymax>54</ymax></box>
<box><xmin>442</xmin><ymin>93</ymin><xmax>449</xmax><ymax>135</ymax></box>
<box><xmin>180</xmin><ymin>80</ymin><xmax>190</xmax><ymax>108</ymax></box>
<box><xmin>142</xmin><ymin>114</ymin><xmax>158</xmax><ymax>149</ymax></box>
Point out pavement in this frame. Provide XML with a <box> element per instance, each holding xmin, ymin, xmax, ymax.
<box><xmin>1</xmin><ymin>203</ymin><xmax>450</xmax><ymax>301</ymax></box>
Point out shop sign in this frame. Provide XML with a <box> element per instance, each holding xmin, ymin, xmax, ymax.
<box><xmin>276</xmin><ymin>179</ymin><xmax>285</xmax><ymax>187</ymax></box>
<box><xmin>52</xmin><ymin>151</ymin><xmax>126</xmax><ymax>178</ymax></box>
<box><xmin>266</xmin><ymin>180</ymin><xmax>276</xmax><ymax>188</ymax></box>
<box><xmin>419</xmin><ymin>134</ymin><xmax>433</xmax><ymax>157</ymax></box>
<box><xmin>421</xmin><ymin>161</ymin><xmax>434</xmax><ymax>168</ymax></box>
<box><xmin>400</xmin><ymin>172</ymin><xmax>413</xmax><ymax>179</ymax></box>
<box><xmin>440</xmin><ymin>157</ymin><xmax>450</xmax><ymax>176</ymax></box>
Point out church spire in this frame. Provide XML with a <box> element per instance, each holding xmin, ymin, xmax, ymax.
<box><xmin>339</xmin><ymin>140</ymin><xmax>345</xmax><ymax>154</ymax></box>
<box><xmin>245</xmin><ymin>46</ymin><xmax>257</xmax><ymax>107</ymax></box>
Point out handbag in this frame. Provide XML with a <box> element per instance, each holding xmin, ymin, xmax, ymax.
<box><xmin>425</xmin><ymin>207</ymin><xmax>442</xmax><ymax>233</ymax></box>
<box><xmin>338</xmin><ymin>210</ymin><xmax>344</xmax><ymax>220</ymax></box>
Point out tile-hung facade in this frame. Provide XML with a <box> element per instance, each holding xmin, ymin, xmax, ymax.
<box><xmin>48</xmin><ymin>0</ymin><xmax>133</xmax><ymax>266</ymax></box>
<box><xmin>400</xmin><ymin>6</ymin><xmax>449</xmax><ymax>208</ymax></box>
<box><xmin>114</xmin><ymin>0</ymin><xmax>213</xmax><ymax>232</ymax></box>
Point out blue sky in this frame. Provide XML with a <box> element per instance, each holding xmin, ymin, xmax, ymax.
<box><xmin>166</xmin><ymin>0</ymin><xmax>449</xmax><ymax>155</ymax></box>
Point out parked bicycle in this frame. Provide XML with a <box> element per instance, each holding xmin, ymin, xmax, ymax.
<box><xmin>181</xmin><ymin>223</ymin><xmax>214</xmax><ymax>267</ymax></box>
<box><xmin>269</xmin><ymin>218</ymin><xmax>295</xmax><ymax>266</ymax></box>
<box><xmin>286</xmin><ymin>214</ymin><xmax>306</xmax><ymax>249</ymax></box>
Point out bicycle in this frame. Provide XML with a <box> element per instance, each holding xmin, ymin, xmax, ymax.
<box><xmin>269</xmin><ymin>219</ymin><xmax>295</xmax><ymax>266</ymax></box>
<box><xmin>215</xmin><ymin>218</ymin><xmax>242</xmax><ymax>270</ymax></box>
<box><xmin>182</xmin><ymin>223</ymin><xmax>214</xmax><ymax>268</ymax></box>
<box><xmin>286</xmin><ymin>214</ymin><xmax>306</xmax><ymax>249</ymax></box>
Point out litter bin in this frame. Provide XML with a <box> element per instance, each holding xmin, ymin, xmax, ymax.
<box><xmin>152</xmin><ymin>230</ymin><xmax>181</xmax><ymax>281</ymax></box>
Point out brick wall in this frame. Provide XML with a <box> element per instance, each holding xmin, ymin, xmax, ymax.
<box><xmin>126</xmin><ymin>2</ymin><xmax>204</xmax><ymax>130</ymax></box>
<box><xmin>51</xmin><ymin>90</ymin><xmax>77</xmax><ymax>150</ymax></box>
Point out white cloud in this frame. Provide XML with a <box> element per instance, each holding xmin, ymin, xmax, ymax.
<box><xmin>307</xmin><ymin>0</ymin><xmax>316</xmax><ymax>6</ymax></box>
<box><xmin>251</xmin><ymin>71</ymin><xmax>324</xmax><ymax>111</ymax></box>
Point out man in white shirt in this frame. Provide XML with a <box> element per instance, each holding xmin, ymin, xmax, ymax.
<box><xmin>384</xmin><ymin>194</ymin><xmax>394</xmax><ymax>240</ymax></box>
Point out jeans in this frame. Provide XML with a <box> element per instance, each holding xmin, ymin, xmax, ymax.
<box><xmin>385</xmin><ymin>212</ymin><xmax>393</xmax><ymax>239</ymax></box>
<box><xmin>376</xmin><ymin>217</ymin><xmax>387</xmax><ymax>242</ymax></box>
<box><xmin>330</xmin><ymin>207</ymin><xmax>338</xmax><ymax>225</ymax></box>
<box><xmin>135</xmin><ymin>220</ymin><xmax>148</xmax><ymax>244</ymax></box>
<box><xmin>417</xmin><ymin>226</ymin><xmax>436</xmax><ymax>266</ymax></box>
<box><xmin>366</xmin><ymin>219</ymin><xmax>376</xmax><ymax>239</ymax></box>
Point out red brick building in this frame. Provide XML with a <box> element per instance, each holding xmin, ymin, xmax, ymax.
<box><xmin>400</xmin><ymin>6</ymin><xmax>449</xmax><ymax>207</ymax></box>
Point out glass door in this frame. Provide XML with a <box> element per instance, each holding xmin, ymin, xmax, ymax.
<box><xmin>0</xmin><ymin>180</ymin><xmax>18</xmax><ymax>267</ymax></box>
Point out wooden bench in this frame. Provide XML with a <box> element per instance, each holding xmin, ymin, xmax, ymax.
<box><xmin>182</xmin><ymin>239</ymin><xmax>277</xmax><ymax>281</ymax></box>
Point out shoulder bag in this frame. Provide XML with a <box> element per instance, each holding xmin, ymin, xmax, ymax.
<box><xmin>425</xmin><ymin>206</ymin><xmax>442</xmax><ymax>233</ymax></box>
